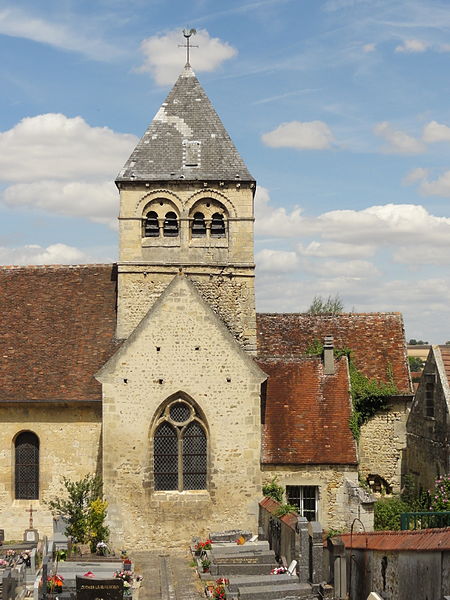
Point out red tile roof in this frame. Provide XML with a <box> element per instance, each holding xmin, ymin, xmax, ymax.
<box><xmin>258</xmin><ymin>356</ymin><xmax>357</xmax><ymax>465</ymax></box>
<box><xmin>339</xmin><ymin>527</ymin><xmax>450</xmax><ymax>551</ymax></box>
<box><xmin>439</xmin><ymin>345</ymin><xmax>450</xmax><ymax>387</ymax></box>
<box><xmin>257</xmin><ymin>313</ymin><xmax>411</xmax><ymax>393</ymax></box>
<box><xmin>259</xmin><ymin>496</ymin><xmax>298</xmax><ymax>530</ymax></box>
<box><xmin>0</xmin><ymin>264</ymin><xmax>119</xmax><ymax>402</ymax></box>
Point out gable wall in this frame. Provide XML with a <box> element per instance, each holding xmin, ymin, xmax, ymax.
<box><xmin>99</xmin><ymin>277</ymin><xmax>264</xmax><ymax>549</ymax></box>
<box><xmin>359</xmin><ymin>397</ymin><xmax>410</xmax><ymax>494</ymax></box>
<box><xmin>406</xmin><ymin>349</ymin><xmax>450</xmax><ymax>491</ymax></box>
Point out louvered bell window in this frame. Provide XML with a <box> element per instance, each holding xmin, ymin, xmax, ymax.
<box><xmin>192</xmin><ymin>212</ymin><xmax>206</xmax><ymax>237</ymax></box>
<box><xmin>144</xmin><ymin>211</ymin><xmax>160</xmax><ymax>237</ymax></box>
<box><xmin>15</xmin><ymin>432</ymin><xmax>39</xmax><ymax>500</ymax></box>
<box><xmin>163</xmin><ymin>212</ymin><xmax>179</xmax><ymax>237</ymax></box>
<box><xmin>154</xmin><ymin>400</ymin><xmax>207</xmax><ymax>491</ymax></box>
<box><xmin>211</xmin><ymin>213</ymin><xmax>226</xmax><ymax>237</ymax></box>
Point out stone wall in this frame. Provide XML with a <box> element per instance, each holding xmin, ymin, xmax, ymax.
<box><xmin>97</xmin><ymin>276</ymin><xmax>265</xmax><ymax>549</ymax></box>
<box><xmin>406</xmin><ymin>347</ymin><xmax>450</xmax><ymax>491</ymax></box>
<box><xmin>116</xmin><ymin>182</ymin><xmax>256</xmax><ymax>353</ymax></box>
<box><xmin>260</xmin><ymin>465</ymin><xmax>361</xmax><ymax>531</ymax></box>
<box><xmin>0</xmin><ymin>403</ymin><xmax>101</xmax><ymax>540</ymax></box>
<box><xmin>359</xmin><ymin>397</ymin><xmax>410</xmax><ymax>494</ymax></box>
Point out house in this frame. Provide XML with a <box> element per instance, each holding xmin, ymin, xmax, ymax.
<box><xmin>406</xmin><ymin>344</ymin><xmax>450</xmax><ymax>492</ymax></box>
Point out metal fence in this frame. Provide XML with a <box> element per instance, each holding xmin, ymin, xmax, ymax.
<box><xmin>400</xmin><ymin>511</ymin><xmax>450</xmax><ymax>530</ymax></box>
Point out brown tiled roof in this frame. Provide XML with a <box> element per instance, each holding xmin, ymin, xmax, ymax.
<box><xmin>259</xmin><ymin>496</ymin><xmax>298</xmax><ymax>530</ymax></box>
<box><xmin>339</xmin><ymin>527</ymin><xmax>450</xmax><ymax>551</ymax></box>
<box><xmin>258</xmin><ymin>356</ymin><xmax>357</xmax><ymax>465</ymax></box>
<box><xmin>257</xmin><ymin>313</ymin><xmax>411</xmax><ymax>393</ymax></box>
<box><xmin>439</xmin><ymin>345</ymin><xmax>450</xmax><ymax>387</ymax></box>
<box><xmin>0</xmin><ymin>264</ymin><xmax>119</xmax><ymax>402</ymax></box>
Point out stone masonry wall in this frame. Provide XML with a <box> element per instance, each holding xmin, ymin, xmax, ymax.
<box><xmin>406</xmin><ymin>348</ymin><xmax>449</xmax><ymax>491</ymax></box>
<box><xmin>260</xmin><ymin>465</ymin><xmax>359</xmax><ymax>531</ymax></box>
<box><xmin>359</xmin><ymin>398</ymin><xmax>410</xmax><ymax>494</ymax></box>
<box><xmin>0</xmin><ymin>404</ymin><xmax>101</xmax><ymax>540</ymax></box>
<box><xmin>117</xmin><ymin>182</ymin><xmax>256</xmax><ymax>353</ymax></box>
<box><xmin>98</xmin><ymin>276</ymin><xmax>265</xmax><ymax>549</ymax></box>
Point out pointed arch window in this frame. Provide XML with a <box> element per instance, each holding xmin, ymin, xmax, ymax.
<box><xmin>192</xmin><ymin>212</ymin><xmax>206</xmax><ymax>237</ymax></box>
<box><xmin>154</xmin><ymin>400</ymin><xmax>207</xmax><ymax>491</ymax></box>
<box><xmin>211</xmin><ymin>213</ymin><xmax>226</xmax><ymax>237</ymax></box>
<box><xmin>163</xmin><ymin>212</ymin><xmax>179</xmax><ymax>237</ymax></box>
<box><xmin>144</xmin><ymin>211</ymin><xmax>160</xmax><ymax>237</ymax></box>
<box><xmin>15</xmin><ymin>431</ymin><xmax>39</xmax><ymax>500</ymax></box>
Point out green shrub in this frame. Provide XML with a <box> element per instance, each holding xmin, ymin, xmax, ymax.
<box><xmin>430</xmin><ymin>474</ymin><xmax>450</xmax><ymax>511</ymax></box>
<box><xmin>274</xmin><ymin>503</ymin><xmax>297</xmax><ymax>517</ymax></box>
<box><xmin>262</xmin><ymin>477</ymin><xmax>284</xmax><ymax>503</ymax></box>
<box><xmin>374</xmin><ymin>497</ymin><xmax>410</xmax><ymax>531</ymax></box>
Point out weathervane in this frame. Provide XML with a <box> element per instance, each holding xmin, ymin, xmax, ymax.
<box><xmin>179</xmin><ymin>28</ymin><xmax>198</xmax><ymax>65</ymax></box>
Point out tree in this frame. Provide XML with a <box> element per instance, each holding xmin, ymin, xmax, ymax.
<box><xmin>307</xmin><ymin>294</ymin><xmax>344</xmax><ymax>315</ymax></box>
<box><xmin>408</xmin><ymin>356</ymin><xmax>424</xmax><ymax>372</ymax></box>
<box><xmin>46</xmin><ymin>474</ymin><xmax>109</xmax><ymax>551</ymax></box>
<box><xmin>408</xmin><ymin>339</ymin><xmax>428</xmax><ymax>345</ymax></box>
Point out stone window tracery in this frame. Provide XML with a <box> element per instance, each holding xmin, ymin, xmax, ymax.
<box><xmin>189</xmin><ymin>199</ymin><xmax>228</xmax><ymax>240</ymax></box>
<box><xmin>142</xmin><ymin>198</ymin><xmax>180</xmax><ymax>239</ymax></box>
<box><xmin>153</xmin><ymin>399</ymin><xmax>207</xmax><ymax>491</ymax></box>
<box><xmin>15</xmin><ymin>431</ymin><xmax>39</xmax><ymax>500</ymax></box>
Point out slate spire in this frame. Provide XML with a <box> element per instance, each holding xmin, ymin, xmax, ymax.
<box><xmin>116</xmin><ymin>64</ymin><xmax>254</xmax><ymax>183</ymax></box>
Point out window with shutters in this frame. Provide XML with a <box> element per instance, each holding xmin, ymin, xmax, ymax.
<box><xmin>15</xmin><ymin>431</ymin><xmax>39</xmax><ymax>500</ymax></box>
<box><xmin>153</xmin><ymin>399</ymin><xmax>207</xmax><ymax>491</ymax></box>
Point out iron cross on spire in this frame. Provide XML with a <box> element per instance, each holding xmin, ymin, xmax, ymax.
<box><xmin>179</xmin><ymin>28</ymin><xmax>198</xmax><ymax>65</ymax></box>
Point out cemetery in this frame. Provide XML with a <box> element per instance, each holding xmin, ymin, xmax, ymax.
<box><xmin>0</xmin><ymin>516</ymin><xmax>143</xmax><ymax>600</ymax></box>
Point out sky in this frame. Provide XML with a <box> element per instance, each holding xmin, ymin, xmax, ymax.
<box><xmin>1</xmin><ymin>0</ymin><xmax>450</xmax><ymax>343</ymax></box>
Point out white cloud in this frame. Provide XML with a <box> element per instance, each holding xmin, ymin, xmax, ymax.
<box><xmin>297</xmin><ymin>240</ymin><xmax>375</xmax><ymax>259</ymax></box>
<box><xmin>137</xmin><ymin>29</ymin><xmax>237</xmax><ymax>86</ymax></box>
<box><xmin>363</xmin><ymin>43</ymin><xmax>376</xmax><ymax>53</ymax></box>
<box><xmin>419</xmin><ymin>170</ymin><xmax>450</xmax><ymax>197</ymax></box>
<box><xmin>402</xmin><ymin>167</ymin><xmax>428</xmax><ymax>185</ymax></box>
<box><xmin>0</xmin><ymin>114</ymin><xmax>137</xmax><ymax>182</ymax></box>
<box><xmin>374</xmin><ymin>121</ymin><xmax>425</xmax><ymax>154</ymax></box>
<box><xmin>0</xmin><ymin>243</ymin><xmax>90</xmax><ymax>265</ymax></box>
<box><xmin>393</xmin><ymin>245</ymin><xmax>450</xmax><ymax>266</ymax></box>
<box><xmin>254</xmin><ymin>186</ymin><xmax>304</xmax><ymax>237</ymax></box>
<box><xmin>301</xmin><ymin>258</ymin><xmax>380</xmax><ymax>278</ymax></box>
<box><xmin>261</xmin><ymin>120</ymin><xmax>335</xmax><ymax>150</ymax></box>
<box><xmin>395</xmin><ymin>39</ymin><xmax>428</xmax><ymax>53</ymax></box>
<box><xmin>2</xmin><ymin>181</ymin><xmax>118</xmax><ymax>229</ymax></box>
<box><xmin>422</xmin><ymin>120</ymin><xmax>450</xmax><ymax>143</ymax></box>
<box><xmin>0</xmin><ymin>114</ymin><xmax>137</xmax><ymax>227</ymax></box>
<box><xmin>0</xmin><ymin>7</ymin><xmax>120</xmax><ymax>60</ymax></box>
<box><xmin>256</xmin><ymin>249</ymin><xmax>298</xmax><ymax>272</ymax></box>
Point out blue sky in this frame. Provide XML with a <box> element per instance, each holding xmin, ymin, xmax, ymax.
<box><xmin>1</xmin><ymin>0</ymin><xmax>450</xmax><ymax>342</ymax></box>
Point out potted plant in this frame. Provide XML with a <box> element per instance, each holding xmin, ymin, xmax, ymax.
<box><xmin>47</xmin><ymin>574</ymin><xmax>64</xmax><ymax>595</ymax></box>
<box><xmin>201</xmin><ymin>558</ymin><xmax>211</xmax><ymax>573</ymax></box>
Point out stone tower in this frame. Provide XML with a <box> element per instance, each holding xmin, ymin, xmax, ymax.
<box><xmin>116</xmin><ymin>64</ymin><xmax>257</xmax><ymax>353</ymax></box>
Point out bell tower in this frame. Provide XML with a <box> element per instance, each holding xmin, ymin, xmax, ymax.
<box><xmin>115</xmin><ymin>63</ymin><xmax>257</xmax><ymax>353</ymax></box>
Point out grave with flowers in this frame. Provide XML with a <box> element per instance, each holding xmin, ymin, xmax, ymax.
<box><xmin>191</xmin><ymin>531</ymin><xmax>315</xmax><ymax>600</ymax></box>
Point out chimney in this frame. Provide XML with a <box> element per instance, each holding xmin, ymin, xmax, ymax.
<box><xmin>323</xmin><ymin>336</ymin><xmax>335</xmax><ymax>375</ymax></box>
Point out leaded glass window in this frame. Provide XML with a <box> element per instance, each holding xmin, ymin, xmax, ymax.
<box><xmin>153</xmin><ymin>400</ymin><xmax>207</xmax><ymax>491</ymax></box>
<box><xmin>15</xmin><ymin>431</ymin><xmax>39</xmax><ymax>500</ymax></box>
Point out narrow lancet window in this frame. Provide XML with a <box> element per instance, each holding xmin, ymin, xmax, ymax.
<box><xmin>144</xmin><ymin>211</ymin><xmax>159</xmax><ymax>237</ymax></box>
<box><xmin>163</xmin><ymin>212</ymin><xmax>179</xmax><ymax>237</ymax></box>
<box><xmin>211</xmin><ymin>213</ymin><xmax>226</xmax><ymax>237</ymax></box>
<box><xmin>192</xmin><ymin>212</ymin><xmax>206</xmax><ymax>237</ymax></box>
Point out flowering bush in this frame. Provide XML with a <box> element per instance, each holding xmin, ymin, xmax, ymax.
<box><xmin>113</xmin><ymin>570</ymin><xmax>134</xmax><ymax>583</ymax></box>
<box><xmin>0</xmin><ymin>559</ymin><xmax>8</xmax><ymax>568</ymax></box>
<box><xmin>96</xmin><ymin>541</ymin><xmax>108</xmax><ymax>556</ymax></box>
<box><xmin>47</xmin><ymin>574</ymin><xmax>64</xmax><ymax>593</ymax></box>
<box><xmin>212</xmin><ymin>579</ymin><xmax>228</xmax><ymax>600</ymax></box>
<box><xmin>270</xmin><ymin>566</ymin><xmax>287</xmax><ymax>575</ymax></box>
<box><xmin>194</xmin><ymin>539</ymin><xmax>212</xmax><ymax>552</ymax></box>
<box><xmin>430</xmin><ymin>474</ymin><xmax>450</xmax><ymax>511</ymax></box>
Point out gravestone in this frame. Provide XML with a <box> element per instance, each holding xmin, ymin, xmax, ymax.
<box><xmin>76</xmin><ymin>576</ymin><xmax>123</xmax><ymax>600</ymax></box>
<box><xmin>0</xmin><ymin>530</ymin><xmax>4</xmax><ymax>544</ymax></box>
<box><xmin>209</xmin><ymin>530</ymin><xmax>252</xmax><ymax>543</ymax></box>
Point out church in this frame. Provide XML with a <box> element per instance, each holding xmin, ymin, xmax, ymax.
<box><xmin>0</xmin><ymin>62</ymin><xmax>412</xmax><ymax>549</ymax></box>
